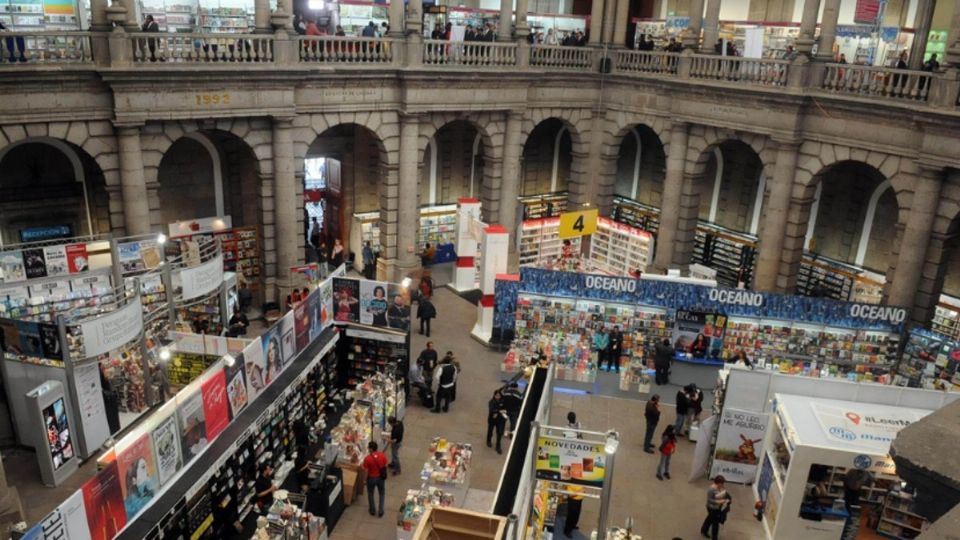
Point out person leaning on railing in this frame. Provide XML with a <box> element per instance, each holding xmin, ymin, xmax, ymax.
<box><xmin>141</xmin><ymin>15</ymin><xmax>161</xmax><ymax>62</ymax></box>
<box><xmin>0</xmin><ymin>20</ymin><xmax>27</xmax><ymax>63</ymax></box>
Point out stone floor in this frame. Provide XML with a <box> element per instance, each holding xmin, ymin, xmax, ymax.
<box><xmin>5</xmin><ymin>285</ymin><xmax>766</xmax><ymax>540</ymax></box>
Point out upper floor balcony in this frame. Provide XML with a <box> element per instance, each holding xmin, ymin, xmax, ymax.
<box><xmin>1</xmin><ymin>29</ymin><xmax>958</xmax><ymax>112</ymax></box>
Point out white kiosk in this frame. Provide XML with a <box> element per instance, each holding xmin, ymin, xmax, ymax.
<box><xmin>755</xmin><ymin>393</ymin><xmax>932</xmax><ymax>540</ymax></box>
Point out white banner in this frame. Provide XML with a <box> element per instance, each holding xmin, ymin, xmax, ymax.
<box><xmin>689</xmin><ymin>415</ymin><xmax>716</xmax><ymax>482</ymax></box>
<box><xmin>80</xmin><ymin>298</ymin><xmax>143</xmax><ymax>359</ymax></box>
<box><xmin>810</xmin><ymin>401</ymin><xmax>929</xmax><ymax>450</ymax></box>
<box><xmin>180</xmin><ymin>254</ymin><xmax>223</xmax><ymax>301</ymax></box>
<box><xmin>710</xmin><ymin>407</ymin><xmax>770</xmax><ymax>484</ymax></box>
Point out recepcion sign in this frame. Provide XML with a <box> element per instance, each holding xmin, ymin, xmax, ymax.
<box><xmin>535</xmin><ymin>435</ymin><xmax>606</xmax><ymax>487</ymax></box>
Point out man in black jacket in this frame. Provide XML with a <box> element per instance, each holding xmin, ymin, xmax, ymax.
<box><xmin>654</xmin><ymin>338</ymin><xmax>673</xmax><ymax>385</ymax></box>
<box><xmin>606</xmin><ymin>325</ymin><xmax>623</xmax><ymax>372</ymax></box>
<box><xmin>387</xmin><ymin>416</ymin><xmax>404</xmax><ymax>474</ymax></box>
<box><xmin>432</xmin><ymin>358</ymin><xmax>457</xmax><ymax>413</ymax></box>
<box><xmin>501</xmin><ymin>382</ymin><xmax>524</xmax><ymax>437</ymax></box>
<box><xmin>417</xmin><ymin>342</ymin><xmax>438</xmax><ymax>381</ymax></box>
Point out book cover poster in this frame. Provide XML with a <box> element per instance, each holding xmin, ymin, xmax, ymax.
<box><xmin>387</xmin><ymin>284</ymin><xmax>411</xmax><ymax>331</ymax></box>
<box><xmin>117</xmin><ymin>242</ymin><xmax>143</xmax><ymax>273</ymax></box>
<box><xmin>0</xmin><ymin>251</ymin><xmax>26</xmax><ymax>282</ymax></box>
<box><xmin>0</xmin><ymin>320</ymin><xmax>20</xmax><ymax>355</ymax></box>
<box><xmin>308</xmin><ymin>286</ymin><xmax>323</xmax><ymax>339</ymax></box>
<box><xmin>151</xmin><ymin>411</ymin><xmax>182</xmax><ymax>486</ymax></box>
<box><xmin>360</xmin><ymin>280</ymin><xmax>389</xmax><ymax>327</ymax></box>
<box><xmin>65</xmin><ymin>244</ymin><xmax>88</xmax><ymax>274</ymax></box>
<box><xmin>224</xmin><ymin>353</ymin><xmax>248</xmax><ymax>419</ymax></box>
<box><xmin>200</xmin><ymin>370</ymin><xmax>229</xmax><ymax>442</ymax></box>
<box><xmin>22</xmin><ymin>248</ymin><xmax>48</xmax><ymax>279</ymax></box>
<box><xmin>176</xmin><ymin>390</ymin><xmax>207</xmax><ymax>461</ymax></box>
<box><xmin>333</xmin><ymin>278</ymin><xmax>359</xmax><ymax>323</ymax></box>
<box><xmin>39</xmin><ymin>324</ymin><xmax>62</xmax><ymax>360</ymax></box>
<box><xmin>294</xmin><ymin>300</ymin><xmax>310</xmax><ymax>353</ymax></box>
<box><xmin>43</xmin><ymin>245</ymin><xmax>69</xmax><ymax>277</ymax></box>
<box><xmin>260</xmin><ymin>327</ymin><xmax>282</xmax><ymax>387</ymax></box>
<box><xmin>280</xmin><ymin>310</ymin><xmax>295</xmax><ymax>367</ymax></box>
<box><xmin>16</xmin><ymin>321</ymin><xmax>44</xmax><ymax>358</ymax></box>
<box><xmin>243</xmin><ymin>337</ymin><xmax>266</xmax><ymax>403</ymax></box>
<box><xmin>81</xmin><ymin>461</ymin><xmax>127</xmax><ymax>540</ymax></box>
<box><xmin>116</xmin><ymin>433</ymin><xmax>158</xmax><ymax>520</ymax></box>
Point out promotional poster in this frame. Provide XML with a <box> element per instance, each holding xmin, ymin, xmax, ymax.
<box><xmin>333</xmin><ymin>278</ymin><xmax>359</xmax><ymax>323</ymax></box>
<box><xmin>116</xmin><ymin>433</ymin><xmax>158</xmax><ymax>520</ymax></box>
<box><xmin>176</xmin><ymin>390</ymin><xmax>207</xmax><ymax>461</ymax></box>
<box><xmin>42</xmin><ymin>245</ymin><xmax>69</xmax><ymax>277</ymax></box>
<box><xmin>0</xmin><ymin>251</ymin><xmax>26</xmax><ymax>282</ymax></box>
<box><xmin>317</xmin><ymin>278</ymin><xmax>334</xmax><ymax>332</ymax></box>
<box><xmin>17</xmin><ymin>320</ymin><xmax>44</xmax><ymax>358</ymax></box>
<box><xmin>243</xmin><ymin>337</ymin><xmax>266</xmax><ymax>403</ymax></box>
<box><xmin>81</xmin><ymin>461</ymin><xmax>126</xmax><ymax>540</ymax></box>
<box><xmin>710</xmin><ymin>407</ymin><xmax>770</xmax><ymax>483</ymax></box>
<box><xmin>535</xmin><ymin>435</ymin><xmax>606</xmax><ymax>487</ymax></box>
<box><xmin>279</xmin><ymin>310</ymin><xmax>295</xmax><ymax>367</ymax></box>
<box><xmin>360</xmin><ymin>280</ymin><xmax>389</xmax><ymax>327</ymax></box>
<box><xmin>386</xmin><ymin>283</ymin><xmax>411</xmax><ymax>331</ymax></box>
<box><xmin>673</xmin><ymin>310</ymin><xmax>726</xmax><ymax>357</ymax></box>
<box><xmin>43</xmin><ymin>397</ymin><xmax>74</xmax><ymax>470</ymax></box>
<box><xmin>200</xmin><ymin>370</ymin><xmax>230</xmax><ymax>442</ymax></box>
<box><xmin>260</xmin><ymin>326</ymin><xmax>283</xmax><ymax>387</ymax></box>
<box><xmin>151</xmin><ymin>410</ymin><xmax>182</xmax><ymax>487</ymax></box>
<box><xmin>294</xmin><ymin>299</ymin><xmax>311</xmax><ymax>352</ymax></box>
<box><xmin>224</xmin><ymin>354</ymin><xmax>249</xmax><ymax>419</ymax></box>
<box><xmin>39</xmin><ymin>324</ymin><xmax>62</xmax><ymax>360</ymax></box>
<box><xmin>65</xmin><ymin>244</ymin><xmax>88</xmax><ymax>274</ymax></box>
<box><xmin>23</xmin><ymin>248</ymin><xmax>48</xmax><ymax>279</ymax></box>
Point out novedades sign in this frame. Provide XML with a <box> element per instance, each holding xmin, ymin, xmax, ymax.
<box><xmin>535</xmin><ymin>435</ymin><xmax>606</xmax><ymax>487</ymax></box>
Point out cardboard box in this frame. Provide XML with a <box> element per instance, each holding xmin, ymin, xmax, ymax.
<box><xmin>339</xmin><ymin>461</ymin><xmax>367</xmax><ymax>505</ymax></box>
<box><xmin>341</xmin><ymin>468</ymin><xmax>357</xmax><ymax>505</ymax></box>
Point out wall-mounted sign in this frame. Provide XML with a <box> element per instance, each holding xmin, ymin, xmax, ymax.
<box><xmin>179</xmin><ymin>254</ymin><xmax>223</xmax><ymax>302</ymax></box>
<box><xmin>19</xmin><ymin>225</ymin><xmax>73</xmax><ymax>243</ymax></box>
<box><xmin>535</xmin><ymin>435</ymin><xmax>606</xmax><ymax>487</ymax></box>
<box><xmin>79</xmin><ymin>298</ymin><xmax>143</xmax><ymax>359</ymax></box>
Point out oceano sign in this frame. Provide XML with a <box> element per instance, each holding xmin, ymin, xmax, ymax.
<box><xmin>708</xmin><ymin>288</ymin><xmax>764</xmax><ymax>307</ymax></box>
<box><xmin>849</xmin><ymin>304</ymin><xmax>907</xmax><ymax>324</ymax></box>
<box><xmin>584</xmin><ymin>275</ymin><xmax>637</xmax><ymax>293</ymax></box>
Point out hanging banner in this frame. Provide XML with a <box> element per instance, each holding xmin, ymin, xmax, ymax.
<box><xmin>810</xmin><ymin>400</ymin><xmax>929</xmax><ymax>450</ymax></box>
<box><xmin>260</xmin><ymin>325</ymin><xmax>283</xmax><ymax>386</ymax></box>
<box><xmin>23</xmin><ymin>248</ymin><xmax>49</xmax><ymax>279</ymax></box>
<box><xmin>65</xmin><ymin>244</ymin><xmax>89</xmax><ymax>274</ymax></box>
<box><xmin>179</xmin><ymin>254</ymin><xmax>223</xmax><ymax>301</ymax></box>
<box><xmin>176</xmin><ymin>389</ymin><xmax>207</xmax><ymax>462</ymax></box>
<box><xmin>854</xmin><ymin>0</ymin><xmax>881</xmax><ymax>24</ymax></box>
<box><xmin>360</xmin><ymin>280</ymin><xmax>390</xmax><ymax>327</ymax></box>
<box><xmin>387</xmin><ymin>283</ymin><xmax>411</xmax><ymax>332</ymax></box>
<box><xmin>224</xmin><ymin>353</ymin><xmax>248</xmax><ymax>419</ymax></box>
<box><xmin>243</xmin><ymin>337</ymin><xmax>267</xmax><ymax>402</ymax></box>
<box><xmin>73</xmin><ymin>362</ymin><xmax>110</xmax><ymax>457</ymax></box>
<box><xmin>279</xmin><ymin>310</ymin><xmax>296</xmax><ymax>368</ymax></box>
<box><xmin>558</xmin><ymin>208</ymin><xmax>599</xmax><ymax>239</ymax></box>
<box><xmin>710</xmin><ymin>408</ymin><xmax>770</xmax><ymax>483</ymax></box>
<box><xmin>79</xmin><ymin>298</ymin><xmax>143</xmax><ymax>359</ymax></box>
<box><xmin>150</xmin><ymin>404</ymin><xmax>183</xmax><ymax>487</ymax></box>
<box><xmin>294</xmin><ymin>300</ymin><xmax>311</xmax><ymax>353</ymax></box>
<box><xmin>200</xmin><ymin>369</ymin><xmax>229</xmax><ymax>442</ymax></box>
<box><xmin>81</xmin><ymin>461</ymin><xmax>127</xmax><ymax>540</ymax></box>
<box><xmin>30</xmin><ymin>488</ymin><xmax>91</xmax><ymax>540</ymax></box>
<box><xmin>333</xmin><ymin>278</ymin><xmax>360</xmax><ymax>323</ymax></box>
<box><xmin>0</xmin><ymin>251</ymin><xmax>26</xmax><ymax>283</ymax></box>
<box><xmin>116</xmin><ymin>433</ymin><xmax>158</xmax><ymax>520</ymax></box>
<box><xmin>535</xmin><ymin>435</ymin><xmax>607</xmax><ymax>487</ymax></box>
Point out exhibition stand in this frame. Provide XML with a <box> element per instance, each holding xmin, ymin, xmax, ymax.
<box><xmin>451</xmin><ymin>198</ymin><xmax>483</xmax><ymax>293</ymax></box>
<box><xmin>167</xmin><ymin>215</ymin><xmax>263</xmax><ymax>298</ymax></box>
<box><xmin>518</xmin><ymin>216</ymin><xmax>654</xmax><ymax>276</ymax></box>
<box><xmin>350</xmin><ymin>205</ymin><xmax>459</xmax><ymax>274</ymax></box>
<box><xmin>470</xmin><ymin>225</ymin><xmax>509</xmax><ymax>345</ymax></box>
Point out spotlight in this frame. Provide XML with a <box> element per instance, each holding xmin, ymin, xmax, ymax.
<box><xmin>223</xmin><ymin>354</ymin><xmax>236</xmax><ymax>367</ymax></box>
<box><xmin>604</xmin><ymin>431</ymin><xmax>619</xmax><ymax>455</ymax></box>
<box><xmin>401</xmin><ymin>277</ymin><xmax>412</xmax><ymax>288</ymax></box>
<box><xmin>159</xmin><ymin>348</ymin><xmax>171</xmax><ymax>361</ymax></box>
<box><xmin>157</xmin><ymin>233</ymin><xmax>167</xmax><ymax>246</ymax></box>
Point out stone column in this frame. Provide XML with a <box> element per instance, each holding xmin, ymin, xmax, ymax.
<box><xmin>602</xmin><ymin>0</ymin><xmax>618</xmax><ymax>44</ymax></box>
<box><xmin>407</xmin><ymin>0</ymin><xmax>423</xmax><ymax>36</ymax></box>
<box><xmin>272</xmin><ymin>117</ymin><xmax>298</xmax><ymax>290</ymax></box>
<box><xmin>117</xmin><ymin>126</ymin><xmax>151</xmax><ymax>236</ymax></box>
<box><xmin>516</xmin><ymin>0</ymin><xmax>529</xmax><ymax>40</ymax></box>
<box><xmin>255</xmin><ymin>0</ymin><xmax>270</xmax><ymax>32</ymax></box>
<box><xmin>700</xmin><ymin>0</ymin><xmax>722</xmax><ymax>53</ymax></box>
<box><xmin>499</xmin><ymin>111</ymin><xmax>524</xmax><ymax>241</ymax></box>
<box><xmin>499</xmin><ymin>0</ymin><xmax>513</xmax><ymax>42</ymax></box>
<box><xmin>89</xmin><ymin>0</ymin><xmax>110</xmax><ymax>65</ymax></box>
<box><xmin>886</xmin><ymin>166</ymin><xmax>942</xmax><ymax>318</ymax></box>
<box><xmin>682</xmin><ymin>0</ymin><xmax>705</xmax><ymax>50</ymax></box>
<box><xmin>754</xmin><ymin>141</ymin><xmax>800</xmax><ymax>292</ymax></box>
<box><xmin>589</xmin><ymin>0</ymin><xmax>605</xmax><ymax>45</ymax></box>
<box><xmin>910</xmin><ymin>0</ymin><xmax>936</xmax><ymax>70</ymax></box>
<box><xmin>389</xmin><ymin>0</ymin><xmax>405</xmax><ymax>37</ymax></box>
<box><xmin>816</xmin><ymin>0</ymin><xmax>842</xmax><ymax>60</ymax></box>
<box><xmin>653</xmin><ymin>123</ymin><xmax>688</xmax><ymax>272</ymax></box>
<box><xmin>613</xmin><ymin>0</ymin><xmax>630</xmax><ymax>46</ymax></box>
<box><xmin>397</xmin><ymin>115</ymin><xmax>421</xmax><ymax>277</ymax></box>
<box><xmin>946</xmin><ymin>0</ymin><xmax>960</xmax><ymax>66</ymax></box>
<box><xmin>90</xmin><ymin>0</ymin><xmax>108</xmax><ymax>27</ymax></box>
<box><xmin>796</xmin><ymin>0</ymin><xmax>822</xmax><ymax>56</ymax></box>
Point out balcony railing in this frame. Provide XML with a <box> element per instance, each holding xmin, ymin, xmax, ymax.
<box><xmin>423</xmin><ymin>40</ymin><xmax>517</xmax><ymax>67</ymax></box>
<box><xmin>0</xmin><ymin>31</ymin><xmax>92</xmax><ymax>65</ymax></box>
<box><xmin>298</xmin><ymin>36</ymin><xmax>395</xmax><ymax>64</ymax></box>
<box><xmin>614</xmin><ymin>50</ymin><xmax>680</xmax><ymax>75</ymax></box>
<box><xmin>821</xmin><ymin>64</ymin><xmax>931</xmax><ymax>102</ymax></box>
<box><xmin>689</xmin><ymin>55</ymin><xmax>790</xmax><ymax>86</ymax></box>
<box><xmin>529</xmin><ymin>45</ymin><xmax>592</xmax><ymax>70</ymax></box>
<box><xmin>130</xmin><ymin>33</ymin><xmax>274</xmax><ymax>63</ymax></box>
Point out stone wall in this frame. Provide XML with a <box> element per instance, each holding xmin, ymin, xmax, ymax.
<box><xmin>157</xmin><ymin>137</ymin><xmax>216</xmax><ymax>225</ymax></box>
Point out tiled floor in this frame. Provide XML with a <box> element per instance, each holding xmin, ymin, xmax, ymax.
<box><xmin>5</xmin><ymin>285</ymin><xmax>767</xmax><ymax>540</ymax></box>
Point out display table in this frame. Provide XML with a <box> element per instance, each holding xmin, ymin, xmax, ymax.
<box><xmin>590</xmin><ymin>528</ymin><xmax>642</xmax><ymax>540</ymax></box>
<box><xmin>351</xmin><ymin>371</ymin><xmax>406</xmax><ymax>425</ymax></box>
<box><xmin>420</xmin><ymin>438</ymin><xmax>472</xmax><ymax>508</ymax></box>
<box><xmin>252</xmin><ymin>495</ymin><xmax>327</xmax><ymax>540</ymax></box>
<box><xmin>396</xmin><ymin>486</ymin><xmax>455</xmax><ymax>540</ymax></box>
<box><xmin>619</xmin><ymin>360</ymin><xmax>653</xmax><ymax>393</ymax></box>
<box><xmin>330</xmin><ymin>401</ymin><xmax>375</xmax><ymax>466</ymax></box>
<box><xmin>502</xmin><ymin>333</ymin><xmax>597</xmax><ymax>383</ymax></box>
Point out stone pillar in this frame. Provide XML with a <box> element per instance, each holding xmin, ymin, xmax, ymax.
<box><xmin>407</xmin><ymin>0</ymin><xmax>423</xmax><ymax>37</ymax></box>
<box><xmin>272</xmin><ymin>117</ymin><xmax>298</xmax><ymax>290</ymax></box>
<box><xmin>910</xmin><ymin>0</ymin><xmax>936</xmax><ymax>70</ymax></box>
<box><xmin>516</xmin><ymin>0</ymin><xmax>529</xmax><ymax>40</ymax></box>
<box><xmin>89</xmin><ymin>0</ymin><xmax>110</xmax><ymax>65</ymax></box>
<box><xmin>116</xmin><ymin>126</ymin><xmax>151</xmax><ymax>236</ymax></box>
<box><xmin>653</xmin><ymin>123</ymin><xmax>688</xmax><ymax>272</ymax></box>
<box><xmin>499</xmin><ymin>111</ymin><xmax>524</xmax><ymax>241</ymax></box>
<box><xmin>682</xmin><ymin>0</ymin><xmax>705</xmax><ymax>49</ymax></box>
<box><xmin>613</xmin><ymin>0</ymin><xmax>630</xmax><ymax>46</ymax></box>
<box><xmin>255</xmin><ymin>0</ymin><xmax>270</xmax><ymax>32</ymax></box>
<box><xmin>816</xmin><ymin>0</ymin><xmax>841</xmax><ymax>60</ymax></box>
<box><xmin>499</xmin><ymin>0</ymin><xmax>513</xmax><ymax>42</ymax></box>
<box><xmin>602</xmin><ymin>0</ymin><xmax>618</xmax><ymax>44</ymax></box>
<box><xmin>389</xmin><ymin>0</ymin><xmax>405</xmax><ymax>37</ymax></box>
<box><xmin>946</xmin><ymin>0</ymin><xmax>960</xmax><ymax>66</ymax></box>
<box><xmin>397</xmin><ymin>115</ymin><xmax>421</xmax><ymax>278</ymax></box>
<box><xmin>754</xmin><ymin>141</ymin><xmax>800</xmax><ymax>292</ymax></box>
<box><xmin>796</xmin><ymin>0</ymin><xmax>822</xmax><ymax>56</ymax></box>
<box><xmin>700</xmin><ymin>0</ymin><xmax>722</xmax><ymax>53</ymax></box>
<box><xmin>589</xmin><ymin>0</ymin><xmax>605</xmax><ymax>45</ymax></box>
<box><xmin>90</xmin><ymin>0</ymin><xmax>108</xmax><ymax>27</ymax></box>
<box><xmin>121</xmin><ymin>0</ymin><xmax>138</xmax><ymax>30</ymax></box>
<box><xmin>886</xmin><ymin>166</ymin><xmax>942</xmax><ymax>319</ymax></box>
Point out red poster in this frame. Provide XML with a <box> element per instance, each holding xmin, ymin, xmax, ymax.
<box><xmin>854</xmin><ymin>0</ymin><xmax>880</xmax><ymax>24</ymax></box>
<box><xmin>81</xmin><ymin>461</ymin><xmax>127</xmax><ymax>540</ymax></box>
<box><xmin>200</xmin><ymin>370</ymin><xmax>230</xmax><ymax>442</ymax></box>
<box><xmin>65</xmin><ymin>244</ymin><xmax>89</xmax><ymax>274</ymax></box>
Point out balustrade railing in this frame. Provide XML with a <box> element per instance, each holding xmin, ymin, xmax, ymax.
<box><xmin>423</xmin><ymin>39</ymin><xmax>517</xmax><ymax>67</ymax></box>
<box><xmin>0</xmin><ymin>31</ymin><xmax>92</xmax><ymax>65</ymax></box>
<box><xmin>689</xmin><ymin>55</ymin><xmax>790</xmax><ymax>86</ymax></box>
<box><xmin>614</xmin><ymin>50</ymin><xmax>679</xmax><ymax>75</ymax></box>
<box><xmin>298</xmin><ymin>36</ymin><xmax>395</xmax><ymax>64</ymax></box>
<box><xmin>529</xmin><ymin>45</ymin><xmax>592</xmax><ymax>70</ymax></box>
<box><xmin>131</xmin><ymin>33</ymin><xmax>274</xmax><ymax>63</ymax></box>
<box><xmin>821</xmin><ymin>64</ymin><xmax>931</xmax><ymax>102</ymax></box>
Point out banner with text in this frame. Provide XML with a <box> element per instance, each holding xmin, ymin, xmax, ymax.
<box><xmin>710</xmin><ymin>408</ymin><xmax>770</xmax><ymax>484</ymax></box>
<box><xmin>79</xmin><ymin>298</ymin><xmax>143</xmax><ymax>359</ymax></box>
<box><xmin>535</xmin><ymin>435</ymin><xmax>607</xmax><ymax>487</ymax></box>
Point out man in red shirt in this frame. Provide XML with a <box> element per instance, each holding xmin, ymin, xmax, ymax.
<box><xmin>362</xmin><ymin>441</ymin><xmax>388</xmax><ymax>517</ymax></box>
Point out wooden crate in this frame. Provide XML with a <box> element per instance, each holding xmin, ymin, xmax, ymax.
<box><xmin>412</xmin><ymin>506</ymin><xmax>506</xmax><ymax>540</ymax></box>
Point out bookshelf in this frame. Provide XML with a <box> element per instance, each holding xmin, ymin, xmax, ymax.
<box><xmin>693</xmin><ymin>223</ymin><xmax>758</xmax><ymax>288</ymax></box>
<box><xmin>518</xmin><ymin>218</ymin><xmax>581</xmax><ymax>267</ymax></box>
<box><xmin>589</xmin><ymin>217</ymin><xmax>654</xmax><ymax>275</ymax></box>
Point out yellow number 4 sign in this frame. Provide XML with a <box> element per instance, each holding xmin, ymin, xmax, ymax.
<box><xmin>558</xmin><ymin>208</ymin><xmax>598</xmax><ymax>239</ymax></box>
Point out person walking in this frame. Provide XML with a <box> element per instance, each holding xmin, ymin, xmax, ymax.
<box><xmin>417</xmin><ymin>342</ymin><xmax>438</xmax><ymax>381</ymax></box>
<box><xmin>417</xmin><ymin>296</ymin><xmax>436</xmax><ymax>336</ymax></box>
<box><xmin>432</xmin><ymin>357</ymin><xmax>457</xmax><ymax>413</ymax></box>
<box><xmin>501</xmin><ymin>382</ymin><xmax>524</xmax><ymax>437</ymax></box>
<box><xmin>687</xmin><ymin>384</ymin><xmax>704</xmax><ymax>439</ymax></box>
<box><xmin>674</xmin><ymin>386</ymin><xmax>690</xmax><ymax>436</ymax></box>
<box><xmin>643</xmin><ymin>394</ymin><xmax>661</xmax><ymax>453</ymax></box>
<box><xmin>418</xmin><ymin>271</ymin><xmax>435</xmax><ymax>300</ymax></box>
<box><xmin>563</xmin><ymin>484</ymin><xmax>584</xmax><ymax>537</ymax></box>
<box><xmin>362</xmin><ymin>441</ymin><xmax>388</xmax><ymax>517</ymax></box>
<box><xmin>656</xmin><ymin>425</ymin><xmax>677</xmax><ymax>480</ymax></box>
<box><xmin>593</xmin><ymin>327</ymin><xmax>609</xmax><ymax>370</ymax></box>
<box><xmin>654</xmin><ymin>338</ymin><xmax>673</xmax><ymax>385</ymax></box>
<box><xmin>606</xmin><ymin>325</ymin><xmax>623</xmax><ymax>372</ymax></box>
<box><xmin>330</xmin><ymin>238</ymin><xmax>345</xmax><ymax>268</ymax></box>
<box><xmin>386</xmin><ymin>416</ymin><xmax>404</xmax><ymax>475</ymax></box>
<box><xmin>486</xmin><ymin>389</ymin><xmax>507</xmax><ymax>454</ymax></box>
<box><xmin>362</xmin><ymin>241</ymin><xmax>375</xmax><ymax>279</ymax></box>
<box><xmin>700</xmin><ymin>475</ymin><xmax>731</xmax><ymax>539</ymax></box>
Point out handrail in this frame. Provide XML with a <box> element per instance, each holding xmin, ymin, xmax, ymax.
<box><xmin>529</xmin><ymin>45</ymin><xmax>592</xmax><ymax>70</ymax></box>
<box><xmin>821</xmin><ymin>63</ymin><xmax>931</xmax><ymax>102</ymax></box>
<box><xmin>689</xmin><ymin>54</ymin><xmax>790</xmax><ymax>86</ymax></box>
<box><xmin>297</xmin><ymin>36</ymin><xmax>395</xmax><ymax>64</ymax></box>
<box><xmin>0</xmin><ymin>31</ymin><xmax>93</xmax><ymax>65</ymax></box>
<box><xmin>423</xmin><ymin>39</ymin><xmax>518</xmax><ymax>67</ymax></box>
<box><xmin>130</xmin><ymin>32</ymin><xmax>274</xmax><ymax>63</ymax></box>
<box><xmin>614</xmin><ymin>49</ymin><xmax>680</xmax><ymax>75</ymax></box>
